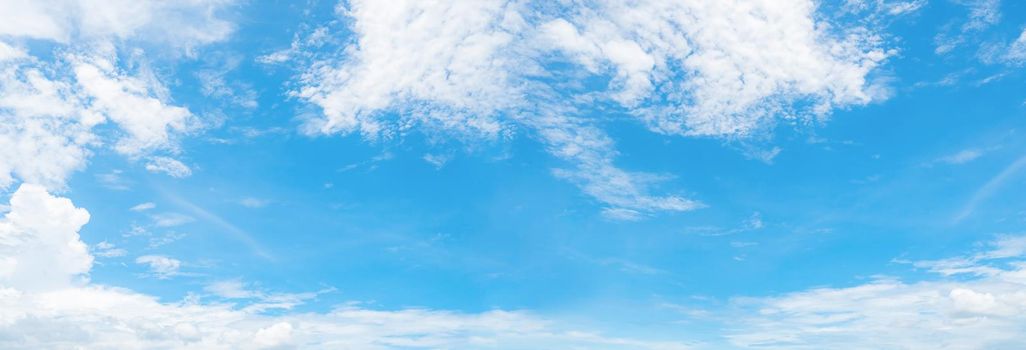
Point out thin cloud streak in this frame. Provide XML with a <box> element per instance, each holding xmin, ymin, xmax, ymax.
<box><xmin>954</xmin><ymin>154</ymin><xmax>1026</xmax><ymax>223</ymax></box>
<box><xmin>159</xmin><ymin>188</ymin><xmax>274</xmax><ymax>260</ymax></box>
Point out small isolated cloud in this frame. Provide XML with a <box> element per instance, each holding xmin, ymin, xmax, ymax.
<box><xmin>122</xmin><ymin>224</ymin><xmax>149</xmax><ymax>237</ymax></box>
<box><xmin>204</xmin><ymin>279</ymin><xmax>328</xmax><ymax>313</ymax></box>
<box><xmin>685</xmin><ymin>211</ymin><xmax>766</xmax><ymax>236</ymax></box>
<box><xmin>148</xmin><ymin>232</ymin><xmax>186</xmax><ymax>248</ymax></box>
<box><xmin>238</xmin><ymin>197</ymin><xmax>270</xmax><ymax>208</ymax></box>
<box><xmin>422</xmin><ymin>153</ymin><xmax>451</xmax><ymax>169</ymax></box>
<box><xmin>129</xmin><ymin>202</ymin><xmax>156</xmax><ymax>212</ymax></box>
<box><xmin>151</xmin><ymin>212</ymin><xmax>194</xmax><ymax>227</ymax></box>
<box><xmin>745</xmin><ymin>212</ymin><xmax>764</xmax><ymax>230</ymax></box>
<box><xmin>939</xmin><ymin>149</ymin><xmax>983</xmax><ymax>165</ymax></box>
<box><xmin>96</xmin><ymin>170</ymin><xmax>131</xmax><ymax>191</ymax></box>
<box><xmin>742</xmin><ymin>146</ymin><xmax>782</xmax><ymax>164</ymax></box>
<box><xmin>93</xmin><ymin>241</ymin><xmax>126</xmax><ymax>258</ymax></box>
<box><xmin>1004</xmin><ymin>29</ymin><xmax>1026</xmax><ymax>64</ymax></box>
<box><xmin>205</xmin><ymin>280</ymin><xmax>260</xmax><ymax>299</ymax></box>
<box><xmin>602</xmin><ymin>207</ymin><xmax>644</xmax><ymax>221</ymax></box>
<box><xmin>135</xmin><ymin>255</ymin><xmax>181</xmax><ymax>279</ymax></box>
<box><xmin>338</xmin><ymin>151</ymin><xmax>394</xmax><ymax>173</ymax></box>
<box><xmin>145</xmin><ymin>157</ymin><xmax>192</xmax><ymax>178</ymax></box>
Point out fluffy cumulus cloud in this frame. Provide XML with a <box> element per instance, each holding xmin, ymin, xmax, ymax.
<box><xmin>0</xmin><ymin>184</ymin><xmax>688</xmax><ymax>349</ymax></box>
<box><xmin>0</xmin><ymin>54</ymin><xmax>98</xmax><ymax>189</ymax></box>
<box><xmin>728</xmin><ymin>235</ymin><xmax>1026</xmax><ymax>349</ymax></box>
<box><xmin>0</xmin><ymin>0</ymin><xmax>234</xmax><ymax>190</ymax></box>
<box><xmin>296</xmin><ymin>0</ymin><xmax>890</xmax><ymax>218</ymax></box>
<box><xmin>0</xmin><ymin>52</ymin><xmax>197</xmax><ymax>189</ymax></box>
<box><xmin>298</xmin><ymin>0</ymin><xmax>527</xmax><ymax>139</ymax></box>
<box><xmin>544</xmin><ymin>0</ymin><xmax>889</xmax><ymax>137</ymax></box>
<box><xmin>0</xmin><ymin>184</ymin><xmax>92</xmax><ymax>291</ymax></box>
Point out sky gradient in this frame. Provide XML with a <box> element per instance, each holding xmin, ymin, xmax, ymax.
<box><xmin>2</xmin><ymin>0</ymin><xmax>1026</xmax><ymax>349</ymax></box>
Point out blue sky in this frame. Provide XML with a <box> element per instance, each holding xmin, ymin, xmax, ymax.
<box><xmin>3</xmin><ymin>0</ymin><xmax>1026</xmax><ymax>348</ymax></box>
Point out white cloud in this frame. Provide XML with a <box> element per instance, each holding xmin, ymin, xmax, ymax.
<box><xmin>145</xmin><ymin>156</ymin><xmax>192</xmax><ymax>178</ymax></box>
<box><xmin>1005</xmin><ymin>29</ymin><xmax>1026</xmax><ymax>64</ymax></box>
<box><xmin>546</xmin><ymin>0</ymin><xmax>890</xmax><ymax>137</ymax></box>
<box><xmin>954</xmin><ymin>154</ymin><xmax>1026</xmax><ymax>223</ymax></box>
<box><xmin>0</xmin><ymin>0</ymin><xmax>234</xmax><ymax>191</ymax></box>
<box><xmin>253</xmin><ymin>322</ymin><xmax>294</xmax><ymax>349</ymax></box>
<box><xmin>95</xmin><ymin>170</ymin><xmax>131</xmax><ymax>190</ymax></box>
<box><xmin>938</xmin><ymin>148</ymin><xmax>983</xmax><ymax>165</ymax></box>
<box><xmin>205</xmin><ymin>279</ymin><xmax>260</xmax><ymax>299</ymax></box>
<box><xmin>148</xmin><ymin>231</ymin><xmax>186</xmax><ymax>248</ymax></box>
<box><xmin>0</xmin><ymin>41</ymin><xmax>27</xmax><ymax>62</ymax></box>
<box><xmin>151</xmin><ymin>212</ymin><xmax>195</xmax><ymax>227</ymax></box>
<box><xmin>422</xmin><ymin>153</ymin><xmax>451</xmax><ymax>170</ymax></box>
<box><xmin>745</xmin><ymin>212</ymin><xmax>765</xmax><ymax>230</ymax></box>
<box><xmin>842</xmin><ymin>0</ymin><xmax>926</xmax><ymax>17</ymax></box>
<box><xmin>0</xmin><ymin>0</ymin><xmax>235</xmax><ymax>51</ymax></box>
<box><xmin>962</xmin><ymin>0</ymin><xmax>1002</xmax><ymax>32</ymax></box>
<box><xmin>0</xmin><ymin>184</ymin><xmax>92</xmax><ymax>291</ymax></box>
<box><xmin>602</xmin><ymin>207</ymin><xmax>644</xmax><ymax>221</ymax></box>
<box><xmin>93</xmin><ymin>241</ymin><xmax>127</xmax><ymax>258</ymax></box>
<box><xmin>885</xmin><ymin>1</ymin><xmax>926</xmax><ymax>15</ymax></box>
<box><xmin>296</xmin><ymin>0</ymin><xmax>890</xmax><ymax>217</ymax></box>
<box><xmin>0</xmin><ymin>186</ymin><xmax>690</xmax><ymax>349</ymax></box>
<box><xmin>0</xmin><ymin>57</ymin><xmax>98</xmax><ymax>190</ymax></box>
<box><xmin>130</xmin><ymin>202</ymin><xmax>156</xmax><ymax>212</ymax></box>
<box><xmin>238</xmin><ymin>197</ymin><xmax>270</xmax><ymax>208</ymax></box>
<box><xmin>135</xmin><ymin>255</ymin><xmax>181</xmax><ymax>279</ymax></box>
<box><xmin>728</xmin><ymin>234</ymin><xmax>1026</xmax><ymax>349</ymax></box>
<box><xmin>204</xmin><ymin>279</ymin><xmax>326</xmax><ymax>313</ymax></box>
<box><xmin>297</xmin><ymin>0</ymin><xmax>523</xmax><ymax>139</ymax></box>
<box><xmin>537</xmin><ymin>115</ymin><xmax>703</xmax><ymax>217</ymax></box>
<box><xmin>196</xmin><ymin>56</ymin><xmax>259</xmax><ymax>109</ymax></box>
<box><xmin>934</xmin><ymin>0</ymin><xmax>1002</xmax><ymax>54</ymax></box>
<box><xmin>73</xmin><ymin>56</ymin><xmax>197</xmax><ymax>156</ymax></box>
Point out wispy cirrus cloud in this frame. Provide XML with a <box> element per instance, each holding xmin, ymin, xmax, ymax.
<box><xmin>954</xmin><ymin>154</ymin><xmax>1026</xmax><ymax>223</ymax></box>
<box><xmin>937</xmin><ymin>148</ymin><xmax>984</xmax><ymax>165</ymax></box>
<box><xmin>934</xmin><ymin>0</ymin><xmax>1002</xmax><ymax>54</ymax></box>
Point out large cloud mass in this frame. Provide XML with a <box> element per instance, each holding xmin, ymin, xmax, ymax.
<box><xmin>297</xmin><ymin>0</ymin><xmax>891</xmax><ymax>218</ymax></box>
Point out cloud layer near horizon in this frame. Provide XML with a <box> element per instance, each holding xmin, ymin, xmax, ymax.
<box><xmin>0</xmin><ymin>184</ymin><xmax>690</xmax><ymax>349</ymax></box>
